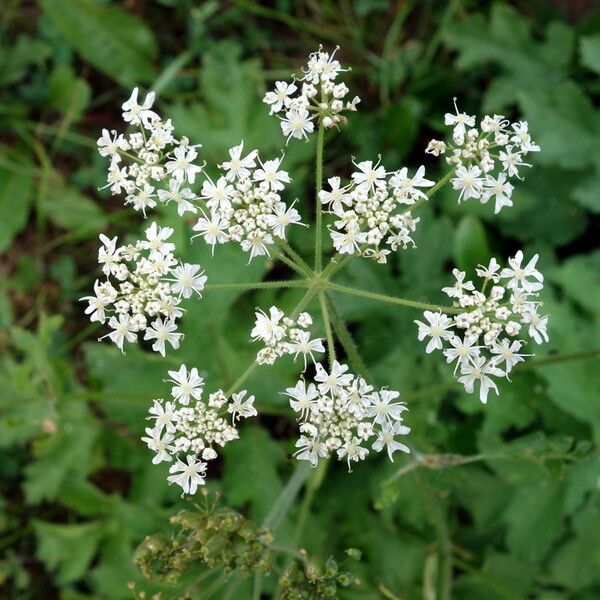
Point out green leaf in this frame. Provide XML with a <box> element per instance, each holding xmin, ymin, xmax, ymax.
<box><xmin>47</xmin><ymin>65</ymin><xmax>91</xmax><ymax>121</ymax></box>
<box><xmin>33</xmin><ymin>520</ymin><xmax>104</xmax><ymax>585</ymax></box>
<box><xmin>580</xmin><ymin>33</ymin><xmax>600</xmax><ymax>75</ymax></box>
<box><xmin>38</xmin><ymin>0</ymin><xmax>157</xmax><ymax>84</ymax></box>
<box><xmin>0</xmin><ymin>163</ymin><xmax>35</xmax><ymax>252</ymax></box>
<box><xmin>44</xmin><ymin>181</ymin><xmax>108</xmax><ymax>232</ymax></box>
<box><xmin>453</xmin><ymin>214</ymin><xmax>491</xmax><ymax>276</ymax></box>
<box><xmin>222</xmin><ymin>426</ymin><xmax>284</xmax><ymax>521</ymax></box>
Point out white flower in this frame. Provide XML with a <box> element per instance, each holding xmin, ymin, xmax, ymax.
<box><xmin>521</xmin><ymin>310</ymin><xmax>549</xmax><ymax>344</ymax></box>
<box><xmin>284</xmin><ymin>330</ymin><xmax>325</xmax><ymax>370</ymax></box>
<box><xmin>219</xmin><ymin>141</ymin><xmax>257</xmax><ymax>181</ymax></box>
<box><xmin>452</xmin><ymin>165</ymin><xmax>483</xmax><ymax>202</ymax></box>
<box><xmin>365</xmin><ymin>389</ymin><xmax>407</xmax><ymax>425</ymax></box>
<box><xmin>294</xmin><ymin>435</ymin><xmax>327</xmax><ymax>467</ymax></box>
<box><xmin>167</xmin><ymin>365</ymin><xmax>204</xmax><ymax>405</ymax></box>
<box><xmin>280</xmin><ymin>107</ymin><xmax>314</xmax><ymax>142</ymax></box>
<box><xmin>458</xmin><ymin>357</ymin><xmax>504</xmax><ymax>404</ymax></box>
<box><xmin>201</xmin><ymin>176</ymin><xmax>235</xmax><ymax>208</ymax></box>
<box><xmin>444</xmin><ymin>100</ymin><xmax>475</xmax><ymax>141</ymax></box>
<box><xmin>336</xmin><ymin>437</ymin><xmax>368</xmax><ymax>472</ymax></box>
<box><xmin>157</xmin><ymin>179</ymin><xmax>197</xmax><ymax>216</ymax></box>
<box><xmin>500</xmin><ymin>251</ymin><xmax>543</xmax><ymax>293</ymax></box>
<box><xmin>490</xmin><ymin>339</ymin><xmax>528</xmax><ymax>372</ymax></box>
<box><xmin>351</xmin><ymin>159</ymin><xmax>386</xmax><ymax>192</ymax></box>
<box><xmin>499</xmin><ymin>146</ymin><xmax>529</xmax><ymax>178</ymax></box>
<box><xmin>141</xmin><ymin>222</ymin><xmax>175</xmax><ymax>254</ymax></box>
<box><xmin>315</xmin><ymin>360</ymin><xmax>353</xmax><ymax>395</ymax></box>
<box><xmin>144</xmin><ymin>317</ymin><xmax>183</xmax><ymax>356</ymax></box>
<box><xmin>97</xmin><ymin>128</ymin><xmax>129</xmax><ymax>158</ymax></box>
<box><xmin>319</xmin><ymin>177</ymin><xmax>351</xmax><ymax>213</ymax></box>
<box><xmin>121</xmin><ymin>87</ymin><xmax>159</xmax><ymax>126</ymax></box>
<box><xmin>148</xmin><ymin>399</ymin><xmax>176</xmax><ymax>432</ymax></box>
<box><xmin>443</xmin><ymin>335</ymin><xmax>481</xmax><ymax>374</ymax></box>
<box><xmin>251</xmin><ymin>306</ymin><xmax>285</xmax><ymax>344</ymax></box>
<box><xmin>253</xmin><ymin>157</ymin><xmax>291</xmax><ymax>191</ymax></box>
<box><xmin>98</xmin><ymin>234</ymin><xmax>122</xmax><ymax>276</ymax></box>
<box><xmin>284</xmin><ymin>380</ymin><xmax>320</xmax><ymax>420</ymax></box>
<box><xmin>192</xmin><ymin>212</ymin><xmax>230</xmax><ymax>253</ymax></box>
<box><xmin>414</xmin><ymin>311</ymin><xmax>454</xmax><ymax>353</ymax></box>
<box><xmin>102</xmin><ymin>314</ymin><xmax>137</xmax><ymax>352</ymax></box>
<box><xmin>228</xmin><ymin>390</ymin><xmax>257</xmax><ymax>422</ymax></box>
<box><xmin>263</xmin><ymin>80</ymin><xmax>297</xmax><ymax>114</ymax></box>
<box><xmin>371</xmin><ymin>422</ymin><xmax>410</xmax><ymax>461</ymax></box>
<box><xmin>482</xmin><ymin>173</ymin><xmax>514</xmax><ymax>214</ymax></box>
<box><xmin>141</xmin><ymin>427</ymin><xmax>174</xmax><ymax>464</ymax></box>
<box><xmin>388</xmin><ymin>165</ymin><xmax>434</xmax><ymax>202</ymax></box>
<box><xmin>476</xmin><ymin>257</ymin><xmax>501</xmax><ymax>282</ymax></box>
<box><xmin>267</xmin><ymin>201</ymin><xmax>303</xmax><ymax>239</ymax></box>
<box><xmin>442</xmin><ymin>269</ymin><xmax>475</xmax><ymax>298</ymax></box>
<box><xmin>330</xmin><ymin>221</ymin><xmax>367</xmax><ymax>255</ymax></box>
<box><xmin>168</xmin><ymin>263</ymin><xmax>207</xmax><ymax>299</ymax></box>
<box><xmin>165</xmin><ymin>145</ymin><xmax>203</xmax><ymax>184</ymax></box>
<box><xmin>167</xmin><ymin>455</ymin><xmax>206</xmax><ymax>494</ymax></box>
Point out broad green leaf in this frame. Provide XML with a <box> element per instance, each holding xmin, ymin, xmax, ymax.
<box><xmin>453</xmin><ymin>215</ymin><xmax>491</xmax><ymax>276</ymax></box>
<box><xmin>222</xmin><ymin>425</ymin><xmax>284</xmax><ymax>521</ymax></box>
<box><xmin>44</xmin><ymin>181</ymin><xmax>108</xmax><ymax>232</ymax></box>
<box><xmin>580</xmin><ymin>34</ymin><xmax>600</xmax><ymax>75</ymax></box>
<box><xmin>33</xmin><ymin>520</ymin><xmax>104</xmax><ymax>584</ymax></box>
<box><xmin>39</xmin><ymin>0</ymin><xmax>157</xmax><ymax>84</ymax></box>
<box><xmin>47</xmin><ymin>65</ymin><xmax>91</xmax><ymax>121</ymax></box>
<box><xmin>0</xmin><ymin>163</ymin><xmax>35</xmax><ymax>252</ymax></box>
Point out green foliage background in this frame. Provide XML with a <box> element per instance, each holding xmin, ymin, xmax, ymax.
<box><xmin>1</xmin><ymin>0</ymin><xmax>599</xmax><ymax>598</ymax></box>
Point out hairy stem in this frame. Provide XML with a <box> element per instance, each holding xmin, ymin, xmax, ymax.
<box><xmin>326</xmin><ymin>294</ymin><xmax>370</xmax><ymax>379</ymax></box>
<box><xmin>326</xmin><ymin>281</ymin><xmax>463</xmax><ymax>314</ymax></box>
<box><xmin>276</xmin><ymin>238</ymin><xmax>314</xmax><ymax>278</ymax></box>
<box><xmin>273</xmin><ymin>249</ymin><xmax>311</xmax><ymax>277</ymax></box>
<box><xmin>319</xmin><ymin>292</ymin><xmax>336</xmax><ymax>367</ymax></box>
<box><xmin>405</xmin><ymin>169</ymin><xmax>455</xmax><ymax>213</ymax></box>
<box><xmin>204</xmin><ymin>280</ymin><xmax>308</xmax><ymax>291</ymax></box>
<box><xmin>314</xmin><ymin>123</ymin><xmax>325</xmax><ymax>272</ymax></box>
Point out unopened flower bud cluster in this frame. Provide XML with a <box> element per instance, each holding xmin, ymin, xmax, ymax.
<box><xmin>142</xmin><ymin>365</ymin><xmax>257</xmax><ymax>494</ymax></box>
<box><xmin>263</xmin><ymin>46</ymin><xmax>360</xmax><ymax>141</ymax></box>
<box><xmin>322</xmin><ymin>159</ymin><xmax>434</xmax><ymax>263</ymax></box>
<box><xmin>426</xmin><ymin>99</ymin><xmax>540</xmax><ymax>213</ymax></box>
<box><xmin>192</xmin><ymin>142</ymin><xmax>303</xmax><ymax>261</ymax></box>
<box><xmin>284</xmin><ymin>361</ymin><xmax>410</xmax><ymax>471</ymax></box>
<box><xmin>81</xmin><ymin>223</ymin><xmax>206</xmax><ymax>356</ymax></box>
<box><xmin>415</xmin><ymin>251</ymin><xmax>549</xmax><ymax>403</ymax></box>
<box><xmin>250</xmin><ymin>307</ymin><xmax>324</xmax><ymax>369</ymax></box>
<box><xmin>97</xmin><ymin>87</ymin><xmax>204</xmax><ymax>216</ymax></box>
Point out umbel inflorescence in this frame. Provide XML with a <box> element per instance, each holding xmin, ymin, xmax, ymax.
<box><xmin>83</xmin><ymin>46</ymin><xmax>549</xmax><ymax>494</ymax></box>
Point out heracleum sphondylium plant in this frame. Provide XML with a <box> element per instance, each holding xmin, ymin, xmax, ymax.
<box><xmin>83</xmin><ymin>47</ymin><xmax>549</xmax><ymax>494</ymax></box>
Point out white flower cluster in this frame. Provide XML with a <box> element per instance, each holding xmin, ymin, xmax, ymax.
<box><xmin>284</xmin><ymin>361</ymin><xmax>410</xmax><ymax>471</ymax></box>
<box><xmin>81</xmin><ymin>223</ymin><xmax>206</xmax><ymax>356</ymax></box>
<box><xmin>426</xmin><ymin>99</ymin><xmax>540</xmax><ymax>214</ymax></box>
<box><xmin>263</xmin><ymin>46</ymin><xmax>360</xmax><ymax>141</ymax></box>
<box><xmin>97</xmin><ymin>88</ymin><xmax>204</xmax><ymax>216</ymax></box>
<box><xmin>142</xmin><ymin>365</ymin><xmax>257</xmax><ymax>494</ymax></box>
<box><xmin>250</xmin><ymin>307</ymin><xmax>324</xmax><ymax>369</ymax></box>
<box><xmin>192</xmin><ymin>142</ymin><xmax>303</xmax><ymax>261</ymax></box>
<box><xmin>322</xmin><ymin>159</ymin><xmax>434</xmax><ymax>263</ymax></box>
<box><xmin>415</xmin><ymin>251</ymin><xmax>549</xmax><ymax>403</ymax></box>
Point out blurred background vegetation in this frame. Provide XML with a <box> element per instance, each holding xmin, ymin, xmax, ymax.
<box><xmin>1</xmin><ymin>0</ymin><xmax>600</xmax><ymax>598</ymax></box>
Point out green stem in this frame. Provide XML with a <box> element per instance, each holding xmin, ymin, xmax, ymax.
<box><xmin>204</xmin><ymin>280</ymin><xmax>308</xmax><ymax>291</ymax></box>
<box><xmin>404</xmin><ymin>169</ymin><xmax>455</xmax><ymax>213</ymax></box>
<box><xmin>273</xmin><ymin>249</ymin><xmax>310</xmax><ymax>277</ymax></box>
<box><xmin>224</xmin><ymin>361</ymin><xmax>259</xmax><ymax>398</ymax></box>
<box><xmin>314</xmin><ymin>123</ymin><xmax>325</xmax><ymax>273</ymax></box>
<box><xmin>319</xmin><ymin>292</ymin><xmax>336</xmax><ymax>367</ymax></box>
<box><xmin>276</xmin><ymin>238</ymin><xmax>314</xmax><ymax>278</ymax></box>
<box><xmin>326</xmin><ymin>294</ymin><xmax>370</xmax><ymax>379</ymax></box>
<box><xmin>326</xmin><ymin>281</ymin><xmax>463</xmax><ymax>314</ymax></box>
